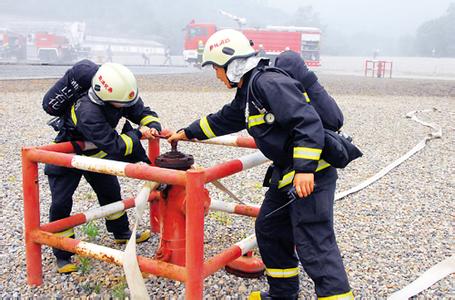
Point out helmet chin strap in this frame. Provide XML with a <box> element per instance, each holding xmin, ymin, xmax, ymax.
<box><xmin>88</xmin><ymin>88</ymin><xmax>105</xmax><ymax>106</ymax></box>
<box><xmin>228</xmin><ymin>81</ymin><xmax>238</xmax><ymax>88</ymax></box>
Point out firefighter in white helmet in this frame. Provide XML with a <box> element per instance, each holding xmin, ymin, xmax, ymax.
<box><xmin>43</xmin><ymin>61</ymin><xmax>161</xmax><ymax>273</ymax></box>
<box><xmin>168</xmin><ymin>29</ymin><xmax>353</xmax><ymax>299</ymax></box>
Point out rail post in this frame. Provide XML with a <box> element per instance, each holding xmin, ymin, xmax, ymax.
<box><xmin>148</xmin><ymin>138</ymin><xmax>160</xmax><ymax>163</ymax></box>
<box><xmin>21</xmin><ymin>148</ymin><xmax>42</xmax><ymax>285</ymax></box>
<box><xmin>148</xmin><ymin>138</ymin><xmax>161</xmax><ymax>233</ymax></box>
<box><xmin>185</xmin><ymin>169</ymin><xmax>206</xmax><ymax>299</ymax></box>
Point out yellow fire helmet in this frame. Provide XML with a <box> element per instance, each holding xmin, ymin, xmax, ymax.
<box><xmin>90</xmin><ymin>63</ymin><xmax>139</xmax><ymax>107</ymax></box>
<box><xmin>202</xmin><ymin>29</ymin><xmax>256</xmax><ymax>68</ymax></box>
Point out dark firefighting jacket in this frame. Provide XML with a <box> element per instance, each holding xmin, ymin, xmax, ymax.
<box><xmin>58</xmin><ymin>96</ymin><xmax>161</xmax><ymax>163</ymax></box>
<box><xmin>185</xmin><ymin>60</ymin><xmax>335</xmax><ymax>187</ymax></box>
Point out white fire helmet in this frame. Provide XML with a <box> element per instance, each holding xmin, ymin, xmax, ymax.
<box><xmin>202</xmin><ymin>29</ymin><xmax>256</xmax><ymax>68</ymax></box>
<box><xmin>89</xmin><ymin>63</ymin><xmax>139</xmax><ymax>107</ymax></box>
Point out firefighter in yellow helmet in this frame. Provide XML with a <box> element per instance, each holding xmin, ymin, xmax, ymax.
<box><xmin>168</xmin><ymin>29</ymin><xmax>353</xmax><ymax>299</ymax></box>
<box><xmin>43</xmin><ymin>61</ymin><xmax>161</xmax><ymax>273</ymax></box>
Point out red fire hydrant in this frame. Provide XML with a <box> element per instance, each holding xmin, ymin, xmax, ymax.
<box><xmin>154</xmin><ymin>142</ymin><xmax>210</xmax><ymax>266</ymax></box>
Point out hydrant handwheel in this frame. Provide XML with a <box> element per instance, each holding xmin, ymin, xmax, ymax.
<box><xmin>155</xmin><ymin>142</ymin><xmax>194</xmax><ymax>171</ymax></box>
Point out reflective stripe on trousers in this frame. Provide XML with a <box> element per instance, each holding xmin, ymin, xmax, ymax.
<box><xmin>318</xmin><ymin>291</ymin><xmax>354</xmax><ymax>300</ymax></box>
<box><xmin>266</xmin><ymin>267</ymin><xmax>299</xmax><ymax>278</ymax></box>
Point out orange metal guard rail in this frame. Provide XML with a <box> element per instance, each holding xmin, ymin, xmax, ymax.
<box><xmin>22</xmin><ymin>135</ymin><xmax>264</xmax><ymax>299</ymax></box>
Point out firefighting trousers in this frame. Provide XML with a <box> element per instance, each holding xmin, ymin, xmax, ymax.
<box><xmin>255</xmin><ymin>181</ymin><xmax>351</xmax><ymax>298</ymax></box>
<box><xmin>45</xmin><ymin>164</ymin><xmax>129</xmax><ymax>260</ymax></box>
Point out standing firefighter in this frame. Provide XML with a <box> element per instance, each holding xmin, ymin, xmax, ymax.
<box><xmin>168</xmin><ymin>29</ymin><xmax>353</xmax><ymax>299</ymax></box>
<box><xmin>197</xmin><ymin>40</ymin><xmax>204</xmax><ymax>64</ymax></box>
<box><xmin>43</xmin><ymin>60</ymin><xmax>161</xmax><ymax>273</ymax></box>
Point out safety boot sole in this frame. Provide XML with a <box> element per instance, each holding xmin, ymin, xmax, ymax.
<box><xmin>114</xmin><ymin>229</ymin><xmax>151</xmax><ymax>244</ymax></box>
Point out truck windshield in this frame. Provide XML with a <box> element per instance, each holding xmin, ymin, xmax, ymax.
<box><xmin>188</xmin><ymin>27</ymin><xmax>208</xmax><ymax>39</ymax></box>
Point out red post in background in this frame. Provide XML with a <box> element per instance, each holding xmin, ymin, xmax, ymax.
<box><xmin>148</xmin><ymin>138</ymin><xmax>161</xmax><ymax>233</ymax></box>
<box><xmin>185</xmin><ymin>169</ymin><xmax>206</xmax><ymax>300</ymax></box>
<box><xmin>22</xmin><ymin>149</ymin><xmax>42</xmax><ymax>285</ymax></box>
<box><xmin>377</xmin><ymin>61</ymin><xmax>384</xmax><ymax>78</ymax></box>
<box><xmin>365</xmin><ymin>60</ymin><xmax>393</xmax><ymax>78</ymax></box>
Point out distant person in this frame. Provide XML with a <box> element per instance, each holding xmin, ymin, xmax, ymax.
<box><xmin>13</xmin><ymin>39</ymin><xmax>25</xmax><ymax>61</ymax></box>
<box><xmin>257</xmin><ymin>44</ymin><xmax>266</xmax><ymax>57</ymax></box>
<box><xmin>377</xmin><ymin>61</ymin><xmax>384</xmax><ymax>78</ymax></box>
<box><xmin>163</xmin><ymin>46</ymin><xmax>172</xmax><ymax>65</ymax></box>
<box><xmin>142</xmin><ymin>52</ymin><xmax>150</xmax><ymax>65</ymax></box>
<box><xmin>432</xmin><ymin>48</ymin><xmax>436</xmax><ymax>57</ymax></box>
<box><xmin>27</xmin><ymin>33</ymin><xmax>34</xmax><ymax>45</ymax></box>
<box><xmin>106</xmin><ymin>45</ymin><xmax>113</xmax><ymax>62</ymax></box>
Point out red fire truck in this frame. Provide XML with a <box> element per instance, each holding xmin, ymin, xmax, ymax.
<box><xmin>0</xmin><ymin>30</ymin><xmax>27</xmax><ymax>60</ymax></box>
<box><xmin>34</xmin><ymin>32</ymin><xmax>86</xmax><ymax>63</ymax></box>
<box><xmin>35</xmin><ymin>32</ymin><xmax>72</xmax><ymax>62</ymax></box>
<box><xmin>183</xmin><ymin>21</ymin><xmax>321</xmax><ymax>66</ymax></box>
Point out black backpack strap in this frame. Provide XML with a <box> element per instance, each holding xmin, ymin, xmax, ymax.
<box><xmin>247</xmin><ymin>66</ymin><xmax>292</xmax><ymax>110</ymax></box>
<box><xmin>257</xmin><ymin>66</ymin><xmax>291</xmax><ymax>77</ymax></box>
<box><xmin>70</xmin><ymin>140</ymin><xmax>83</xmax><ymax>155</ymax></box>
<box><xmin>246</xmin><ymin>68</ymin><xmax>264</xmax><ymax>110</ymax></box>
<box><xmin>301</xmin><ymin>71</ymin><xmax>318</xmax><ymax>90</ymax></box>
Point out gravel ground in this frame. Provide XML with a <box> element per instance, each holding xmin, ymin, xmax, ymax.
<box><xmin>0</xmin><ymin>71</ymin><xmax>454</xmax><ymax>299</ymax></box>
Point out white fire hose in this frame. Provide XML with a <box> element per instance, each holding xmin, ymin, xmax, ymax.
<box><xmin>333</xmin><ymin>108</ymin><xmax>453</xmax><ymax>299</ymax></box>
<box><xmin>336</xmin><ymin>108</ymin><xmax>442</xmax><ymax>201</ymax></box>
<box><xmin>122</xmin><ymin>181</ymin><xmax>159</xmax><ymax>300</ymax></box>
<box><xmin>388</xmin><ymin>256</ymin><xmax>455</xmax><ymax>300</ymax></box>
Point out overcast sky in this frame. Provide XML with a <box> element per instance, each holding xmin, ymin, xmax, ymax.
<box><xmin>269</xmin><ymin>0</ymin><xmax>453</xmax><ymax>37</ymax></box>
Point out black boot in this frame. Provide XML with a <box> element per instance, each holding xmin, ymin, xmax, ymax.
<box><xmin>249</xmin><ymin>291</ymin><xmax>273</xmax><ymax>300</ymax></box>
<box><xmin>113</xmin><ymin>229</ymin><xmax>151</xmax><ymax>244</ymax></box>
<box><xmin>56</xmin><ymin>257</ymin><xmax>78</xmax><ymax>274</ymax></box>
<box><xmin>249</xmin><ymin>291</ymin><xmax>298</xmax><ymax>300</ymax></box>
